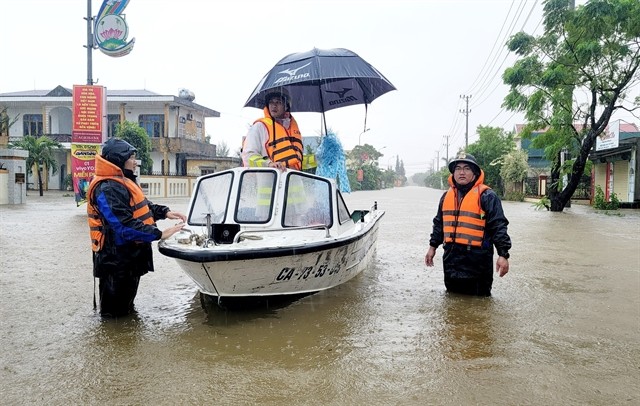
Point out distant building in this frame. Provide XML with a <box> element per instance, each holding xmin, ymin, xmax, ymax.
<box><xmin>589</xmin><ymin>121</ymin><xmax>639</xmax><ymax>205</ymax></box>
<box><xmin>0</xmin><ymin>85</ymin><xmax>240</xmax><ymax>190</ymax></box>
<box><xmin>515</xmin><ymin>121</ymin><xmax>639</xmax><ymax>205</ymax></box>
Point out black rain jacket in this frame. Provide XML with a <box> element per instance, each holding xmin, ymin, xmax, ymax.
<box><xmin>91</xmin><ymin>176</ymin><xmax>169</xmax><ymax>279</ymax></box>
<box><xmin>429</xmin><ymin>184</ymin><xmax>511</xmax><ymax>280</ymax></box>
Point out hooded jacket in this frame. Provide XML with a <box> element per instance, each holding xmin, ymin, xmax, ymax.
<box><xmin>87</xmin><ymin>154</ymin><xmax>169</xmax><ymax>278</ymax></box>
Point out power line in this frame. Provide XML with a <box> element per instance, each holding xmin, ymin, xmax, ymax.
<box><xmin>465</xmin><ymin>0</ymin><xmax>517</xmax><ymax>95</ymax></box>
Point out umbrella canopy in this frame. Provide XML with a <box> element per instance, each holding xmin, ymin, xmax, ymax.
<box><xmin>244</xmin><ymin>48</ymin><xmax>396</xmax><ymax>114</ymax></box>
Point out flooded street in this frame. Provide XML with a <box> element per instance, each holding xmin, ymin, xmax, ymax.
<box><xmin>1</xmin><ymin>186</ymin><xmax>639</xmax><ymax>405</ymax></box>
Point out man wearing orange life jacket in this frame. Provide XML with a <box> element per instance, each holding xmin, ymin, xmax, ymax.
<box><xmin>424</xmin><ymin>153</ymin><xmax>511</xmax><ymax>296</ymax></box>
<box><xmin>241</xmin><ymin>88</ymin><xmax>316</xmax><ymax>171</ymax></box>
<box><xmin>87</xmin><ymin>138</ymin><xmax>186</xmax><ymax>317</ymax></box>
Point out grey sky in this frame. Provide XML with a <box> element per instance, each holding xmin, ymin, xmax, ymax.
<box><xmin>2</xmin><ymin>0</ymin><xmax>634</xmax><ymax>175</ymax></box>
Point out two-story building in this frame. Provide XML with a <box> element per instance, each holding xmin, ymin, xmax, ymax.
<box><xmin>0</xmin><ymin>85</ymin><xmax>239</xmax><ymax>192</ymax></box>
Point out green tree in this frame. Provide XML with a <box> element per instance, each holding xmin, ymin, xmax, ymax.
<box><xmin>499</xmin><ymin>149</ymin><xmax>530</xmax><ymax>200</ymax></box>
<box><xmin>411</xmin><ymin>172</ymin><xmax>427</xmax><ymax>187</ymax></box>
<box><xmin>423</xmin><ymin>167</ymin><xmax>448</xmax><ymax>190</ymax></box>
<box><xmin>347</xmin><ymin>143</ymin><xmax>385</xmax><ymax>190</ymax></box>
<box><xmin>216</xmin><ymin>140</ymin><xmax>230</xmax><ymax>157</ymax></box>
<box><xmin>465</xmin><ymin>125</ymin><xmax>515</xmax><ymax>195</ymax></box>
<box><xmin>9</xmin><ymin>135</ymin><xmax>62</xmax><ymax>196</ymax></box>
<box><xmin>394</xmin><ymin>156</ymin><xmax>407</xmax><ymax>186</ymax></box>
<box><xmin>503</xmin><ymin>0</ymin><xmax>640</xmax><ymax>211</ymax></box>
<box><xmin>115</xmin><ymin>121</ymin><xmax>153</xmax><ymax>175</ymax></box>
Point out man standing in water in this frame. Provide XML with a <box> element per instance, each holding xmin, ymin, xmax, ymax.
<box><xmin>87</xmin><ymin>138</ymin><xmax>186</xmax><ymax>317</ymax></box>
<box><xmin>425</xmin><ymin>152</ymin><xmax>511</xmax><ymax>296</ymax></box>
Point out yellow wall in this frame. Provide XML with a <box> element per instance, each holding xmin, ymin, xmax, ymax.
<box><xmin>613</xmin><ymin>160</ymin><xmax>628</xmax><ymax>200</ymax></box>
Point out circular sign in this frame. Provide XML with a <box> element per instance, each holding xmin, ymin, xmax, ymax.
<box><xmin>94</xmin><ymin>14</ymin><xmax>129</xmax><ymax>50</ymax></box>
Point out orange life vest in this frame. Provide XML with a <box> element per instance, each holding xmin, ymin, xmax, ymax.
<box><xmin>87</xmin><ymin>155</ymin><xmax>156</xmax><ymax>252</ymax></box>
<box><xmin>442</xmin><ymin>171</ymin><xmax>490</xmax><ymax>247</ymax></box>
<box><xmin>254</xmin><ymin>107</ymin><xmax>303</xmax><ymax>170</ymax></box>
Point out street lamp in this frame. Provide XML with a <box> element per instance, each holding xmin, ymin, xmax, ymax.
<box><xmin>358</xmin><ymin>128</ymin><xmax>371</xmax><ymax>145</ymax></box>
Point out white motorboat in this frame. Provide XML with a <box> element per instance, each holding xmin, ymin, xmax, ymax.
<box><xmin>158</xmin><ymin>167</ymin><xmax>384</xmax><ymax>304</ymax></box>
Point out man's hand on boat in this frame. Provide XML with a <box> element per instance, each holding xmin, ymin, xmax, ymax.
<box><xmin>161</xmin><ymin>222</ymin><xmax>186</xmax><ymax>240</ymax></box>
<box><xmin>161</xmin><ymin>211</ymin><xmax>188</xmax><ymax>240</ymax></box>
<box><xmin>166</xmin><ymin>210</ymin><xmax>187</xmax><ymax>223</ymax></box>
<box><xmin>268</xmin><ymin>161</ymin><xmax>287</xmax><ymax>171</ymax></box>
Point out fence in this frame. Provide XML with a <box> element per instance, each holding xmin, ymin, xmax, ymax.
<box><xmin>525</xmin><ymin>175</ymin><xmax>591</xmax><ymax>200</ymax></box>
<box><xmin>138</xmin><ymin>175</ymin><xmax>197</xmax><ymax>198</ymax></box>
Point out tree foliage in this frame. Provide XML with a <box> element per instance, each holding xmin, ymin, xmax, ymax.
<box><xmin>423</xmin><ymin>168</ymin><xmax>448</xmax><ymax>190</ymax></box>
<box><xmin>347</xmin><ymin>143</ymin><xmax>386</xmax><ymax>190</ymax></box>
<box><xmin>465</xmin><ymin>125</ymin><xmax>515</xmax><ymax>195</ymax></box>
<box><xmin>502</xmin><ymin>0</ymin><xmax>640</xmax><ymax>211</ymax></box>
<box><xmin>9</xmin><ymin>135</ymin><xmax>62</xmax><ymax>196</ymax></box>
<box><xmin>114</xmin><ymin>121</ymin><xmax>153</xmax><ymax>175</ymax></box>
<box><xmin>500</xmin><ymin>149</ymin><xmax>529</xmax><ymax>184</ymax></box>
<box><xmin>216</xmin><ymin>140</ymin><xmax>230</xmax><ymax>157</ymax></box>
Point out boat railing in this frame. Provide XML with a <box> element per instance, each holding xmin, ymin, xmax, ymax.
<box><xmin>233</xmin><ymin>224</ymin><xmax>331</xmax><ymax>243</ymax></box>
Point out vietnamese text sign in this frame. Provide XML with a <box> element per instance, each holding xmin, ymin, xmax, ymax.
<box><xmin>71</xmin><ymin>143</ymin><xmax>100</xmax><ymax>205</ymax></box>
<box><xmin>72</xmin><ymin>85</ymin><xmax>105</xmax><ymax>144</ymax></box>
<box><xmin>596</xmin><ymin>120</ymin><xmax>620</xmax><ymax>151</ymax></box>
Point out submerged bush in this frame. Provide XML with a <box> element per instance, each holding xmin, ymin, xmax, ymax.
<box><xmin>593</xmin><ymin>185</ymin><xmax>620</xmax><ymax>210</ymax></box>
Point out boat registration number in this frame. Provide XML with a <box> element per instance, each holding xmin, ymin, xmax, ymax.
<box><xmin>276</xmin><ymin>263</ymin><xmax>342</xmax><ymax>282</ymax></box>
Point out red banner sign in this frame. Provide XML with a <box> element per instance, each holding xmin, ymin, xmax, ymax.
<box><xmin>72</xmin><ymin>85</ymin><xmax>106</xmax><ymax>144</ymax></box>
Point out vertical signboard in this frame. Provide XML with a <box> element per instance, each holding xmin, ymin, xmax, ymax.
<box><xmin>72</xmin><ymin>85</ymin><xmax>106</xmax><ymax>205</ymax></box>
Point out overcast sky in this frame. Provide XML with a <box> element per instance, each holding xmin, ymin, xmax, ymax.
<box><xmin>2</xmin><ymin>0</ymin><xmax>636</xmax><ymax>175</ymax></box>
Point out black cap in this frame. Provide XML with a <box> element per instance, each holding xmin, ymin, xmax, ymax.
<box><xmin>448</xmin><ymin>152</ymin><xmax>480</xmax><ymax>175</ymax></box>
<box><xmin>101</xmin><ymin>138</ymin><xmax>137</xmax><ymax>169</ymax></box>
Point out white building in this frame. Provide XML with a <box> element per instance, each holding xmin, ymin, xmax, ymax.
<box><xmin>0</xmin><ymin>85</ymin><xmax>237</xmax><ymax>191</ymax></box>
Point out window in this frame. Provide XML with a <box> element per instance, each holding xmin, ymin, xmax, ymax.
<box><xmin>283</xmin><ymin>173</ymin><xmax>332</xmax><ymax>227</ymax></box>
<box><xmin>235</xmin><ymin>170</ymin><xmax>276</xmax><ymax>223</ymax></box>
<box><xmin>189</xmin><ymin>172</ymin><xmax>234</xmax><ymax>225</ymax></box>
<box><xmin>138</xmin><ymin>114</ymin><xmax>164</xmax><ymax>137</ymax></box>
<box><xmin>107</xmin><ymin>114</ymin><xmax>120</xmax><ymax>138</ymax></box>
<box><xmin>23</xmin><ymin>114</ymin><xmax>43</xmax><ymax>136</ymax></box>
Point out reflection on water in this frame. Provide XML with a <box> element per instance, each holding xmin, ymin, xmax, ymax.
<box><xmin>439</xmin><ymin>295</ymin><xmax>496</xmax><ymax>361</ymax></box>
<box><xmin>1</xmin><ymin>189</ymin><xmax>639</xmax><ymax>405</ymax></box>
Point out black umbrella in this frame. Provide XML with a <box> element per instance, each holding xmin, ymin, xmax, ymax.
<box><xmin>244</xmin><ymin>47</ymin><xmax>396</xmax><ymax>132</ymax></box>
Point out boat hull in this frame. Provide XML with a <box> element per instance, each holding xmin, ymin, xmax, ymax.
<box><xmin>162</xmin><ymin>214</ymin><xmax>382</xmax><ymax>297</ymax></box>
<box><xmin>158</xmin><ymin>167</ymin><xmax>385</xmax><ymax>301</ymax></box>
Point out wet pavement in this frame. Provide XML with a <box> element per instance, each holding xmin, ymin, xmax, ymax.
<box><xmin>1</xmin><ymin>187</ymin><xmax>638</xmax><ymax>405</ymax></box>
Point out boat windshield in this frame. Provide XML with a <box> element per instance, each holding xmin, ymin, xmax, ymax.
<box><xmin>282</xmin><ymin>172</ymin><xmax>332</xmax><ymax>228</ymax></box>
<box><xmin>188</xmin><ymin>171</ymin><xmax>234</xmax><ymax>225</ymax></box>
<box><xmin>235</xmin><ymin>170</ymin><xmax>277</xmax><ymax>223</ymax></box>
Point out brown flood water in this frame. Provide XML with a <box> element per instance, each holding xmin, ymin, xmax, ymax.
<box><xmin>1</xmin><ymin>186</ymin><xmax>639</xmax><ymax>405</ymax></box>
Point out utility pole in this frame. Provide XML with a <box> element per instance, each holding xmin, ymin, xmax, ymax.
<box><xmin>460</xmin><ymin>94</ymin><xmax>471</xmax><ymax>148</ymax></box>
<box><xmin>85</xmin><ymin>0</ymin><xmax>94</xmax><ymax>85</ymax></box>
<box><xmin>443</xmin><ymin>135</ymin><xmax>450</xmax><ymax>163</ymax></box>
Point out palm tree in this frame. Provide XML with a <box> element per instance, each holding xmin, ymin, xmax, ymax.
<box><xmin>10</xmin><ymin>135</ymin><xmax>62</xmax><ymax>196</ymax></box>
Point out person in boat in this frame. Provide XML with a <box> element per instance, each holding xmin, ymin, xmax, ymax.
<box><xmin>241</xmin><ymin>88</ymin><xmax>315</xmax><ymax>171</ymax></box>
<box><xmin>424</xmin><ymin>152</ymin><xmax>511</xmax><ymax>296</ymax></box>
<box><xmin>241</xmin><ymin>88</ymin><xmax>316</xmax><ymax>224</ymax></box>
<box><xmin>87</xmin><ymin>138</ymin><xmax>187</xmax><ymax>318</ymax></box>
